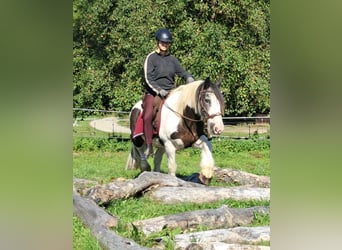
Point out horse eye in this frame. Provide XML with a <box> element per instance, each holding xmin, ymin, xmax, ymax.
<box><xmin>204</xmin><ymin>98</ymin><xmax>211</xmax><ymax>104</ymax></box>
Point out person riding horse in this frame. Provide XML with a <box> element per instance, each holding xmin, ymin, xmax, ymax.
<box><xmin>142</xmin><ymin>28</ymin><xmax>195</xmax><ymax>157</ymax></box>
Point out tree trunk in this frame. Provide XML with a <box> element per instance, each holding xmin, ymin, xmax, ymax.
<box><xmin>73</xmin><ymin>177</ymin><xmax>98</xmax><ymax>194</ymax></box>
<box><xmin>73</xmin><ymin>188</ymin><xmax>150</xmax><ymax>250</ymax></box>
<box><xmin>214</xmin><ymin>167</ymin><xmax>270</xmax><ymax>188</ymax></box>
<box><xmin>83</xmin><ymin>172</ymin><xmax>269</xmax><ymax>205</ymax></box>
<box><xmin>174</xmin><ymin>226</ymin><xmax>270</xmax><ymax>250</ymax></box>
<box><xmin>147</xmin><ymin>186</ymin><xmax>270</xmax><ymax>204</ymax></box>
<box><xmin>131</xmin><ymin>205</ymin><xmax>269</xmax><ymax>235</ymax></box>
<box><xmin>83</xmin><ymin>172</ymin><xmax>203</xmax><ymax>204</ymax></box>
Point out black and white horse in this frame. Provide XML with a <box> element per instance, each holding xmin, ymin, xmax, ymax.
<box><xmin>125</xmin><ymin>78</ymin><xmax>225</xmax><ymax>185</ymax></box>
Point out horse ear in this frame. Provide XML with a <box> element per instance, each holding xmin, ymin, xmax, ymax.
<box><xmin>216</xmin><ymin>77</ymin><xmax>223</xmax><ymax>88</ymax></box>
<box><xmin>204</xmin><ymin>77</ymin><xmax>211</xmax><ymax>89</ymax></box>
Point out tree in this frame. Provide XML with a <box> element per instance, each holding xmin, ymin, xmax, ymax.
<box><xmin>73</xmin><ymin>0</ymin><xmax>270</xmax><ymax>116</ymax></box>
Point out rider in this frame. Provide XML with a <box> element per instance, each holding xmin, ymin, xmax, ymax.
<box><xmin>142</xmin><ymin>28</ymin><xmax>195</xmax><ymax>157</ymax></box>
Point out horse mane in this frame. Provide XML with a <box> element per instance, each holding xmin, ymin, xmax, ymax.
<box><xmin>170</xmin><ymin>80</ymin><xmax>204</xmax><ymax>114</ymax></box>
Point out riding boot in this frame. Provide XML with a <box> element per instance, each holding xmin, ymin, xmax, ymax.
<box><xmin>145</xmin><ymin>143</ymin><xmax>154</xmax><ymax>157</ymax></box>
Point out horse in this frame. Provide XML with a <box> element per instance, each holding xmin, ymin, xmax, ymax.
<box><xmin>125</xmin><ymin>77</ymin><xmax>225</xmax><ymax>185</ymax></box>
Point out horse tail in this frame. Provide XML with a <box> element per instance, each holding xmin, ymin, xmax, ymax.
<box><xmin>125</xmin><ymin>145</ymin><xmax>140</xmax><ymax>170</ymax></box>
<box><xmin>126</xmin><ymin>100</ymin><xmax>151</xmax><ymax>171</ymax></box>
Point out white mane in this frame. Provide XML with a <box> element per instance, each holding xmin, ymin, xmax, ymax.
<box><xmin>169</xmin><ymin>80</ymin><xmax>204</xmax><ymax>114</ymax></box>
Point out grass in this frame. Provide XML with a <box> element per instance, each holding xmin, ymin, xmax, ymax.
<box><xmin>107</xmin><ymin>197</ymin><xmax>269</xmax><ymax>248</ymax></box>
<box><xmin>73</xmin><ymin>122</ymin><xmax>270</xmax><ymax>249</ymax></box>
<box><xmin>73</xmin><ymin>216</ymin><xmax>102</xmax><ymax>250</ymax></box>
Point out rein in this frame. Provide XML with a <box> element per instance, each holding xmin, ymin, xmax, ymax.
<box><xmin>163</xmin><ymin>89</ymin><xmax>222</xmax><ymax>137</ymax></box>
<box><xmin>163</xmin><ymin>102</ymin><xmax>202</xmax><ymax>122</ymax></box>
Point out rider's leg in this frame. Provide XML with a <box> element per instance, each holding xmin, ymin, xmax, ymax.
<box><xmin>142</xmin><ymin>94</ymin><xmax>154</xmax><ymax>157</ymax></box>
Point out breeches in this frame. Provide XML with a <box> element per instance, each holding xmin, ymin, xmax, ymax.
<box><xmin>142</xmin><ymin>94</ymin><xmax>154</xmax><ymax>144</ymax></box>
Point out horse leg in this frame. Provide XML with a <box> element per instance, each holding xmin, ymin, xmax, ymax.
<box><xmin>196</xmin><ymin>140</ymin><xmax>215</xmax><ymax>185</ymax></box>
<box><xmin>163</xmin><ymin>141</ymin><xmax>177</xmax><ymax>176</ymax></box>
<box><xmin>137</xmin><ymin>144</ymin><xmax>151</xmax><ymax>171</ymax></box>
<box><xmin>153</xmin><ymin>147</ymin><xmax>165</xmax><ymax>172</ymax></box>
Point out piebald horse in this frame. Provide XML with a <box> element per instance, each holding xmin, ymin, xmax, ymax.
<box><xmin>125</xmin><ymin>78</ymin><xmax>225</xmax><ymax>185</ymax></box>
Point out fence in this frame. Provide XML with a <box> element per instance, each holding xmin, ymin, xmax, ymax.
<box><xmin>73</xmin><ymin>108</ymin><xmax>270</xmax><ymax>140</ymax></box>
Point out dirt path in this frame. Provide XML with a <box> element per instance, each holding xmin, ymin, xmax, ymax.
<box><xmin>90</xmin><ymin>117</ymin><xmax>269</xmax><ymax>135</ymax></box>
<box><xmin>89</xmin><ymin>117</ymin><xmax>130</xmax><ymax>134</ymax></box>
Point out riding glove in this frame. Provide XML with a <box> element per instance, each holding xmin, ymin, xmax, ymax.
<box><xmin>186</xmin><ymin>77</ymin><xmax>195</xmax><ymax>83</ymax></box>
<box><xmin>159</xmin><ymin>89</ymin><xmax>169</xmax><ymax>98</ymax></box>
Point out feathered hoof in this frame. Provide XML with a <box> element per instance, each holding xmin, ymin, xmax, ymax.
<box><xmin>184</xmin><ymin>173</ymin><xmax>212</xmax><ymax>185</ymax></box>
<box><xmin>199</xmin><ymin>173</ymin><xmax>212</xmax><ymax>186</ymax></box>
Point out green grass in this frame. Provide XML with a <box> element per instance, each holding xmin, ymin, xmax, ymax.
<box><xmin>73</xmin><ymin>151</ymin><xmax>141</xmax><ymax>183</ymax></box>
<box><xmin>73</xmin><ymin>216</ymin><xmax>102</xmax><ymax>250</ymax></box>
<box><xmin>108</xmin><ymin>197</ymin><xmax>269</xmax><ymax>248</ymax></box>
<box><xmin>73</xmin><ymin>136</ymin><xmax>270</xmax><ymax>249</ymax></box>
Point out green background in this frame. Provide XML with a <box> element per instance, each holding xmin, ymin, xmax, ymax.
<box><xmin>0</xmin><ymin>0</ymin><xmax>341</xmax><ymax>249</ymax></box>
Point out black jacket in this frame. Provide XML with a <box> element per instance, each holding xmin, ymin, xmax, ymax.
<box><xmin>143</xmin><ymin>50</ymin><xmax>193</xmax><ymax>95</ymax></box>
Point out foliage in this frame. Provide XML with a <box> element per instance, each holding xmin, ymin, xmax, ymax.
<box><xmin>73</xmin><ymin>137</ymin><xmax>130</xmax><ymax>151</ymax></box>
<box><xmin>73</xmin><ymin>136</ymin><xmax>269</xmax><ymax>153</ymax></box>
<box><xmin>73</xmin><ymin>0</ymin><xmax>270</xmax><ymax>116</ymax></box>
<box><xmin>213</xmin><ymin>137</ymin><xmax>270</xmax><ymax>153</ymax></box>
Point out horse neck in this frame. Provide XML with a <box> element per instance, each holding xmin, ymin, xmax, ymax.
<box><xmin>169</xmin><ymin>82</ymin><xmax>202</xmax><ymax>114</ymax></box>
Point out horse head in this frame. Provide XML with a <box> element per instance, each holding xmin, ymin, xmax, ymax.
<box><xmin>198</xmin><ymin>77</ymin><xmax>225</xmax><ymax>137</ymax></box>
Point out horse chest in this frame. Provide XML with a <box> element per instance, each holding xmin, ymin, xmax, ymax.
<box><xmin>168</xmin><ymin>119</ymin><xmax>203</xmax><ymax>148</ymax></box>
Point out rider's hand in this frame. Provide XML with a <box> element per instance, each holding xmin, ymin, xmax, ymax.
<box><xmin>186</xmin><ymin>77</ymin><xmax>195</xmax><ymax>83</ymax></box>
<box><xmin>159</xmin><ymin>89</ymin><xmax>169</xmax><ymax>98</ymax></box>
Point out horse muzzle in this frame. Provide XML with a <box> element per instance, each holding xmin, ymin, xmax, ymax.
<box><xmin>209</xmin><ymin>116</ymin><xmax>224</xmax><ymax>135</ymax></box>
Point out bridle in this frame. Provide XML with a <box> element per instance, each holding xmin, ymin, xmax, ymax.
<box><xmin>164</xmin><ymin>88</ymin><xmax>223</xmax><ymax>136</ymax></box>
<box><xmin>198</xmin><ymin>90</ymin><xmax>223</xmax><ymax>120</ymax></box>
<box><xmin>198</xmin><ymin>90</ymin><xmax>223</xmax><ymax>136</ymax></box>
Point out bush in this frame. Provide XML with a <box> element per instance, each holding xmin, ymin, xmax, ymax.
<box><xmin>73</xmin><ymin>0</ymin><xmax>270</xmax><ymax>116</ymax></box>
<box><xmin>73</xmin><ymin>137</ymin><xmax>131</xmax><ymax>152</ymax></box>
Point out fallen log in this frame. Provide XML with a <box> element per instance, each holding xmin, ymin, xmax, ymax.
<box><xmin>148</xmin><ymin>186</ymin><xmax>270</xmax><ymax>204</ymax></box>
<box><xmin>73</xmin><ymin>177</ymin><xmax>98</xmax><ymax>194</ymax></box>
<box><xmin>213</xmin><ymin>167</ymin><xmax>270</xmax><ymax>188</ymax></box>
<box><xmin>177</xmin><ymin>243</ymin><xmax>270</xmax><ymax>250</ymax></box>
<box><xmin>73</xmin><ymin>188</ymin><xmax>150</xmax><ymax>250</ymax></box>
<box><xmin>84</xmin><ymin>172</ymin><xmax>202</xmax><ymax>204</ymax></box>
<box><xmin>131</xmin><ymin>205</ymin><xmax>269</xmax><ymax>235</ymax></box>
<box><xmin>174</xmin><ymin>226</ymin><xmax>270</xmax><ymax>250</ymax></box>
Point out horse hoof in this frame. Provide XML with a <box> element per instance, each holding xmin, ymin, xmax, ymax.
<box><xmin>199</xmin><ymin>174</ymin><xmax>212</xmax><ymax>186</ymax></box>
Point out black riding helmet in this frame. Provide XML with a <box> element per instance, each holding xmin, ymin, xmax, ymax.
<box><xmin>155</xmin><ymin>28</ymin><xmax>172</xmax><ymax>43</ymax></box>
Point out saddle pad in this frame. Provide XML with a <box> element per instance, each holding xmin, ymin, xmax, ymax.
<box><xmin>132</xmin><ymin>100</ymin><xmax>165</xmax><ymax>139</ymax></box>
<box><xmin>132</xmin><ymin>112</ymin><xmax>144</xmax><ymax>138</ymax></box>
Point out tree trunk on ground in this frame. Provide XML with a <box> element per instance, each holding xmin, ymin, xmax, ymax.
<box><xmin>82</xmin><ymin>172</ymin><xmax>269</xmax><ymax>205</ymax></box>
<box><xmin>213</xmin><ymin>167</ymin><xmax>270</xmax><ymax>188</ymax></box>
<box><xmin>174</xmin><ymin>226</ymin><xmax>270</xmax><ymax>250</ymax></box>
<box><xmin>147</xmin><ymin>186</ymin><xmax>270</xmax><ymax>204</ymax></box>
<box><xmin>73</xmin><ymin>188</ymin><xmax>150</xmax><ymax>250</ymax></box>
<box><xmin>131</xmin><ymin>205</ymin><xmax>269</xmax><ymax>235</ymax></box>
<box><xmin>73</xmin><ymin>177</ymin><xmax>98</xmax><ymax>194</ymax></box>
<box><xmin>83</xmin><ymin>172</ymin><xmax>203</xmax><ymax>204</ymax></box>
